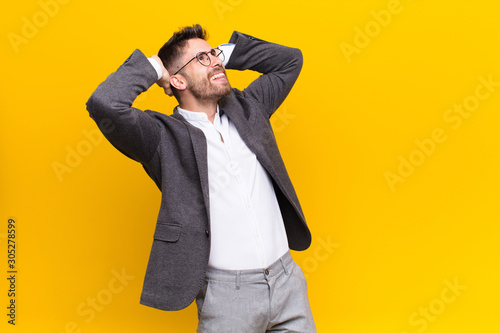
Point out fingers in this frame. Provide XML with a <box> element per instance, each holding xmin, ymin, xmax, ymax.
<box><xmin>164</xmin><ymin>86</ymin><xmax>173</xmax><ymax>97</ymax></box>
<box><xmin>154</xmin><ymin>81</ymin><xmax>173</xmax><ymax>96</ymax></box>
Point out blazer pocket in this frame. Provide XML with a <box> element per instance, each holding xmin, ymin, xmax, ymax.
<box><xmin>153</xmin><ymin>223</ymin><xmax>181</xmax><ymax>242</ymax></box>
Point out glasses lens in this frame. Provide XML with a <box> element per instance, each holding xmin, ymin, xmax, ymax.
<box><xmin>209</xmin><ymin>48</ymin><xmax>224</xmax><ymax>60</ymax></box>
<box><xmin>195</xmin><ymin>49</ymin><xmax>225</xmax><ymax>67</ymax></box>
<box><xmin>217</xmin><ymin>49</ymin><xmax>225</xmax><ymax>62</ymax></box>
<box><xmin>197</xmin><ymin>52</ymin><xmax>210</xmax><ymax>66</ymax></box>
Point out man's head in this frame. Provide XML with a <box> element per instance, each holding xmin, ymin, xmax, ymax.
<box><xmin>158</xmin><ymin>24</ymin><xmax>231</xmax><ymax>103</ymax></box>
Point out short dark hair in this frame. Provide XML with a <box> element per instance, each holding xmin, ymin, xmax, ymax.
<box><xmin>158</xmin><ymin>24</ymin><xmax>208</xmax><ymax>75</ymax></box>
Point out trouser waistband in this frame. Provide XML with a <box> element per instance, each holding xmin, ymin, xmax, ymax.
<box><xmin>205</xmin><ymin>250</ymin><xmax>293</xmax><ymax>284</ymax></box>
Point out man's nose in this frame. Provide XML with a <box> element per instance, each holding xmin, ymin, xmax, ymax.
<box><xmin>209</xmin><ymin>54</ymin><xmax>223</xmax><ymax>68</ymax></box>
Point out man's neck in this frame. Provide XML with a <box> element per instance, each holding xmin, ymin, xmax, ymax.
<box><xmin>179</xmin><ymin>99</ymin><xmax>218</xmax><ymax>124</ymax></box>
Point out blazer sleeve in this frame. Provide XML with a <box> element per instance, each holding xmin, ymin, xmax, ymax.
<box><xmin>85</xmin><ymin>49</ymin><xmax>161</xmax><ymax>164</ymax></box>
<box><xmin>224</xmin><ymin>31</ymin><xmax>303</xmax><ymax>118</ymax></box>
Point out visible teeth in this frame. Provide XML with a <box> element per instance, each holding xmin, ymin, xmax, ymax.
<box><xmin>211</xmin><ymin>73</ymin><xmax>225</xmax><ymax>80</ymax></box>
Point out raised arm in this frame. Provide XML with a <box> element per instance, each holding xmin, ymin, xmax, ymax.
<box><xmin>225</xmin><ymin>31</ymin><xmax>303</xmax><ymax>118</ymax></box>
<box><xmin>86</xmin><ymin>49</ymin><xmax>169</xmax><ymax>163</ymax></box>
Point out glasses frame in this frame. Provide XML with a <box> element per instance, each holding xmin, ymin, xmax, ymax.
<box><xmin>173</xmin><ymin>48</ymin><xmax>224</xmax><ymax>75</ymax></box>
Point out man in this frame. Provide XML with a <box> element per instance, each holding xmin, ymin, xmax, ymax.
<box><xmin>86</xmin><ymin>24</ymin><xmax>315</xmax><ymax>332</ymax></box>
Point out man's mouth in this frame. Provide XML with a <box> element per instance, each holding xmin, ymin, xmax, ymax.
<box><xmin>210</xmin><ymin>72</ymin><xmax>226</xmax><ymax>81</ymax></box>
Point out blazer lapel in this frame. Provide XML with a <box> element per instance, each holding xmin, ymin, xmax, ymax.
<box><xmin>220</xmin><ymin>100</ymin><xmax>280</xmax><ymax>186</ymax></box>
<box><xmin>171</xmin><ymin>110</ymin><xmax>211</xmax><ymax>221</ymax></box>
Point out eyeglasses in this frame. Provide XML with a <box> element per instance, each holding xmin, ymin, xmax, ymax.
<box><xmin>173</xmin><ymin>48</ymin><xmax>225</xmax><ymax>75</ymax></box>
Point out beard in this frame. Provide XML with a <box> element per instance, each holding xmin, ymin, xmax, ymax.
<box><xmin>185</xmin><ymin>69</ymin><xmax>232</xmax><ymax>102</ymax></box>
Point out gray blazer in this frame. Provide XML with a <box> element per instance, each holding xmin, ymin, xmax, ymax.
<box><xmin>86</xmin><ymin>31</ymin><xmax>311</xmax><ymax>311</ymax></box>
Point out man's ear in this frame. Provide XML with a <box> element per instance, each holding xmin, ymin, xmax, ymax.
<box><xmin>170</xmin><ymin>75</ymin><xmax>187</xmax><ymax>92</ymax></box>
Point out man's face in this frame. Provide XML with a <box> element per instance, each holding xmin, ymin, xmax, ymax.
<box><xmin>177</xmin><ymin>38</ymin><xmax>232</xmax><ymax>101</ymax></box>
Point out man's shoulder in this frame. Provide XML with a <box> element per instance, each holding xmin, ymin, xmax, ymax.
<box><xmin>222</xmin><ymin>87</ymin><xmax>267</xmax><ymax>107</ymax></box>
<box><xmin>141</xmin><ymin>109</ymin><xmax>194</xmax><ymax>134</ymax></box>
<box><xmin>219</xmin><ymin>88</ymin><xmax>272</xmax><ymax>123</ymax></box>
<box><xmin>144</xmin><ymin>109</ymin><xmax>182</xmax><ymax>122</ymax></box>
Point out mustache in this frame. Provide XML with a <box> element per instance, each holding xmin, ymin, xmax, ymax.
<box><xmin>208</xmin><ymin>65</ymin><xmax>226</xmax><ymax>77</ymax></box>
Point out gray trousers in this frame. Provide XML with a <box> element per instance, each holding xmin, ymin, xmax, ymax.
<box><xmin>196</xmin><ymin>251</ymin><xmax>316</xmax><ymax>333</ymax></box>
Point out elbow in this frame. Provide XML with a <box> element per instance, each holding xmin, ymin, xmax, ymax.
<box><xmin>86</xmin><ymin>92</ymin><xmax>101</xmax><ymax>118</ymax></box>
<box><xmin>296</xmin><ymin>48</ymin><xmax>304</xmax><ymax>70</ymax></box>
<box><xmin>294</xmin><ymin>48</ymin><xmax>303</xmax><ymax>64</ymax></box>
<box><xmin>85</xmin><ymin>90</ymin><xmax>111</xmax><ymax>120</ymax></box>
<box><xmin>86</xmin><ymin>93</ymin><xmax>96</xmax><ymax>114</ymax></box>
<box><xmin>290</xmin><ymin>47</ymin><xmax>304</xmax><ymax>73</ymax></box>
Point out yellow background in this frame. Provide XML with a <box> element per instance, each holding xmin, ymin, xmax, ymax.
<box><xmin>1</xmin><ymin>0</ymin><xmax>499</xmax><ymax>332</ymax></box>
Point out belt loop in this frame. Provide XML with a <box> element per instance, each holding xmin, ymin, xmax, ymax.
<box><xmin>236</xmin><ymin>271</ymin><xmax>241</xmax><ymax>290</ymax></box>
<box><xmin>280</xmin><ymin>257</ymin><xmax>289</xmax><ymax>275</ymax></box>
